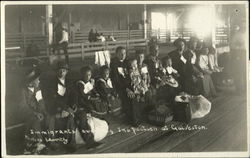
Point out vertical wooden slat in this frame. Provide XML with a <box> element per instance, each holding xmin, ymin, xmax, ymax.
<box><xmin>81</xmin><ymin>43</ymin><xmax>85</xmax><ymax>61</ymax></box>
<box><xmin>23</xmin><ymin>34</ymin><xmax>26</xmax><ymax>57</ymax></box>
<box><xmin>126</xmin><ymin>40</ymin><xmax>129</xmax><ymax>53</ymax></box>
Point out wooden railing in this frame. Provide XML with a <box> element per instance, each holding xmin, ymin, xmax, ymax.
<box><xmin>147</xmin><ymin>27</ymin><xmax>229</xmax><ymax>45</ymax></box>
<box><xmin>215</xmin><ymin>27</ymin><xmax>229</xmax><ymax>46</ymax></box>
<box><xmin>5</xmin><ymin>33</ymin><xmax>47</xmax><ymax>50</ymax></box>
<box><xmin>5</xmin><ymin>39</ymin><xmax>148</xmax><ymax>63</ymax></box>
<box><xmin>71</xmin><ymin>29</ymin><xmax>144</xmax><ymax>43</ymax></box>
<box><xmin>5</xmin><ymin>27</ymin><xmax>228</xmax><ymax>61</ymax></box>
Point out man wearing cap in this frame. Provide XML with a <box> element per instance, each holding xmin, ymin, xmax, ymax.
<box><xmin>44</xmin><ymin>61</ymin><xmax>77</xmax><ymax>151</ymax></box>
<box><xmin>20</xmin><ymin>68</ymin><xmax>48</xmax><ymax>154</ymax></box>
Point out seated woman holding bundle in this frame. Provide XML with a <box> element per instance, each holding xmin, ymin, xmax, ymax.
<box><xmin>168</xmin><ymin>38</ymin><xmax>187</xmax><ymax>91</ymax></box>
<box><xmin>157</xmin><ymin>55</ymin><xmax>180</xmax><ymax>104</ymax></box>
<box><xmin>95</xmin><ymin>65</ymin><xmax>122</xmax><ymax>113</ymax></box>
<box><xmin>183</xmin><ymin>37</ymin><xmax>204</xmax><ymax>95</ymax></box>
<box><xmin>198</xmin><ymin>46</ymin><xmax>217</xmax><ymax>98</ymax></box>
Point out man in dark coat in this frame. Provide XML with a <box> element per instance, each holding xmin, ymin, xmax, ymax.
<box><xmin>41</xmin><ymin>61</ymin><xmax>76</xmax><ymax>151</ymax></box>
<box><xmin>110</xmin><ymin>46</ymin><xmax>134</xmax><ymax>123</ymax></box>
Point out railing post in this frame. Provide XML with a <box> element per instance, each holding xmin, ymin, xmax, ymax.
<box><xmin>105</xmin><ymin>41</ymin><xmax>108</xmax><ymax>50</ymax></box>
<box><xmin>72</xmin><ymin>31</ymin><xmax>75</xmax><ymax>43</ymax></box>
<box><xmin>126</xmin><ymin>40</ymin><xmax>129</xmax><ymax>52</ymax></box>
<box><xmin>81</xmin><ymin>43</ymin><xmax>85</xmax><ymax>61</ymax></box>
<box><xmin>23</xmin><ymin>34</ymin><xmax>26</xmax><ymax>57</ymax></box>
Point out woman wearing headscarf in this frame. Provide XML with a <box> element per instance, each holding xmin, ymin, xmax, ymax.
<box><xmin>183</xmin><ymin>37</ymin><xmax>204</xmax><ymax>95</ymax></box>
<box><xmin>168</xmin><ymin>38</ymin><xmax>187</xmax><ymax>92</ymax></box>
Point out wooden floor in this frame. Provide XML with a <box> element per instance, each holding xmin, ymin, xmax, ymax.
<box><xmin>5</xmin><ymin>82</ymin><xmax>248</xmax><ymax>155</ymax></box>
<box><xmin>42</xmin><ymin>92</ymin><xmax>247</xmax><ymax>155</ymax></box>
<box><xmin>136</xmin><ymin>93</ymin><xmax>247</xmax><ymax>152</ymax></box>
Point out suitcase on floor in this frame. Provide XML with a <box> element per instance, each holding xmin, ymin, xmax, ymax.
<box><xmin>173</xmin><ymin>102</ymin><xmax>191</xmax><ymax>123</ymax></box>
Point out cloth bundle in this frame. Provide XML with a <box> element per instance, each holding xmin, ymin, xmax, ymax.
<box><xmin>95</xmin><ymin>50</ymin><xmax>111</xmax><ymax>67</ymax></box>
<box><xmin>75</xmin><ymin>115</ymin><xmax>109</xmax><ymax>144</ymax></box>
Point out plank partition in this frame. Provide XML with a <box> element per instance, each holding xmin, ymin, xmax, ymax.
<box><xmin>5</xmin><ymin>39</ymin><xmax>148</xmax><ymax>63</ymax></box>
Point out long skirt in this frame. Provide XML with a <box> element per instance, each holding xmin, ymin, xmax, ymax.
<box><xmin>202</xmin><ymin>74</ymin><xmax>217</xmax><ymax>97</ymax></box>
<box><xmin>90</xmin><ymin>98</ymin><xmax>109</xmax><ymax>116</ymax></box>
<box><xmin>107</xmin><ymin>96</ymin><xmax>122</xmax><ymax>113</ymax></box>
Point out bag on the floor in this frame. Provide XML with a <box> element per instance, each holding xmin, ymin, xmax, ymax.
<box><xmin>87</xmin><ymin>115</ymin><xmax>109</xmax><ymax>142</ymax></box>
<box><xmin>173</xmin><ymin>95</ymin><xmax>191</xmax><ymax>123</ymax></box>
<box><xmin>189</xmin><ymin>95</ymin><xmax>211</xmax><ymax>119</ymax></box>
<box><xmin>148</xmin><ymin>104</ymin><xmax>173</xmax><ymax>126</ymax></box>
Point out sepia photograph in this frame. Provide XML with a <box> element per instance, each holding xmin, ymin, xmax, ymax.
<box><xmin>1</xmin><ymin>1</ymin><xmax>249</xmax><ymax>157</ymax></box>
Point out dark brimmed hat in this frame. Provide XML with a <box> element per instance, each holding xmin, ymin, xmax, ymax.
<box><xmin>26</xmin><ymin>68</ymin><xmax>41</xmax><ymax>84</ymax></box>
<box><xmin>173</xmin><ymin>38</ymin><xmax>186</xmax><ymax>47</ymax></box>
<box><xmin>57</xmin><ymin>61</ymin><xmax>69</xmax><ymax>70</ymax></box>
